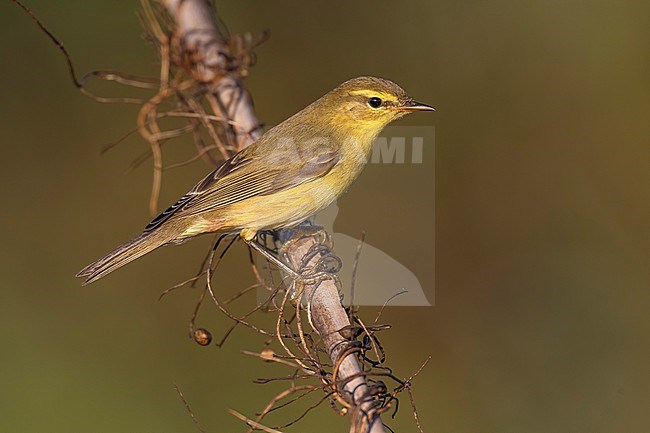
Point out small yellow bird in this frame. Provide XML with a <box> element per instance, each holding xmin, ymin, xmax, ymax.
<box><xmin>77</xmin><ymin>76</ymin><xmax>434</xmax><ymax>285</ymax></box>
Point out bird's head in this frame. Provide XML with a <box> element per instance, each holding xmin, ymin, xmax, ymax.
<box><xmin>321</xmin><ymin>76</ymin><xmax>434</xmax><ymax>138</ymax></box>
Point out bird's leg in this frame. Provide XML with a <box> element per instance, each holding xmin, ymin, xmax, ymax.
<box><xmin>240</xmin><ymin>228</ymin><xmax>333</xmax><ymax>289</ymax></box>
<box><xmin>244</xmin><ymin>236</ymin><xmax>303</xmax><ymax>280</ymax></box>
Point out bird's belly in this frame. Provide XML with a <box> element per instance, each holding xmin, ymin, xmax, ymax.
<box><xmin>218</xmin><ymin>178</ymin><xmax>343</xmax><ymax>232</ymax></box>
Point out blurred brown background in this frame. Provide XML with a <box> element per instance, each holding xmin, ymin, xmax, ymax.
<box><xmin>1</xmin><ymin>1</ymin><xmax>648</xmax><ymax>432</ymax></box>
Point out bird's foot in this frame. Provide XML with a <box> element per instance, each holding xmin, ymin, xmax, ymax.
<box><xmin>243</xmin><ymin>232</ymin><xmax>338</xmax><ymax>289</ymax></box>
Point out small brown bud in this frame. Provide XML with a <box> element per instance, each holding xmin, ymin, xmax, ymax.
<box><xmin>193</xmin><ymin>328</ymin><xmax>212</xmax><ymax>346</ymax></box>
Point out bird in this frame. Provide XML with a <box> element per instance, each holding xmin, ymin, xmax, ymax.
<box><xmin>77</xmin><ymin>76</ymin><xmax>434</xmax><ymax>285</ymax></box>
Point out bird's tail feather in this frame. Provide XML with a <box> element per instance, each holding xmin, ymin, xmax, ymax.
<box><xmin>76</xmin><ymin>232</ymin><xmax>168</xmax><ymax>285</ymax></box>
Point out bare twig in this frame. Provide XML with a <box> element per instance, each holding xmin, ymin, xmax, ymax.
<box><xmin>349</xmin><ymin>231</ymin><xmax>366</xmax><ymax>306</ymax></box>
<box><xmin>228</xmin><ymin>409</ymin><xmax>283</xmax><ymax>433</ymax></box>
<box><xmin>174</xmin><ymin>384</ymin><xmax>207</xmax><ymax>433</ymax></box>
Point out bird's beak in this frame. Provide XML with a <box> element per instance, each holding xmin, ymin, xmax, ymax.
<box><xmin>398</xmin><ymin>99</ymin><xmax>436</xmax><ymax>111</ymax></box>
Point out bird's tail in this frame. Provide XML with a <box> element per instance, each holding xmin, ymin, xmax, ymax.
<box><xmin>76</xmin><ymin>231</ymin><xmax>169</xmax><ymax>285</ymax></box>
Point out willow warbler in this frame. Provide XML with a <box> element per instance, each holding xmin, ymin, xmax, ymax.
<box><xmin>77</xmin><ymin>76</ymin><xmax>434</xmax><ymax>285</ymax></box>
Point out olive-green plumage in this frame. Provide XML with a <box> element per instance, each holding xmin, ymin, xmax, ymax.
<box><xmin>77</xmin><ymin>76</ymin><xmax>434</xmax><ymax>285</ymax></box>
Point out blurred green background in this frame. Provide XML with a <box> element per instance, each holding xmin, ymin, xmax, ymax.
<box><xmin>1</xmin><ymin>1</ymin><xmax>648</xmax><ymax>432</ymax></box>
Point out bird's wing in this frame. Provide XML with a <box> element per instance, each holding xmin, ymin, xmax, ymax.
<box><xmin>144</xmin><ymin>144</ymin><xmax>339</xmax><ymax>232</ymax></box>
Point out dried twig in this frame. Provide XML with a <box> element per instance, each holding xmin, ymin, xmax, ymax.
<box><xmin>228</xmin><ymin>409</ymin><xmax>283</xmax><ymax>433</ymax></box>
<box><xmin>174</xmin><ymin>384</ymin><xmax>207</xmax><ymax>433</ymax></box>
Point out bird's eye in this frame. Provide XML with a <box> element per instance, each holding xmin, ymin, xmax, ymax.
<box><xmin>368</xmin><ymin>97</ymin><xmax>382</xmax><ymax>109</ymax></box>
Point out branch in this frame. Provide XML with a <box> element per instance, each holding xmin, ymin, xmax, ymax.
<box><xmin>162</xmin><ymin>0</ymin><xmax>262</xmax><ymax>148</ymax></box>
<box><xmin>158</xmin><ymin>1</ymin><xmax>386</xmax><ymax>431</ymax></box>
<box><xmin>279</xmin><ymin>231</ymin><xmax>386</xmax><ymax>433</ymax></box>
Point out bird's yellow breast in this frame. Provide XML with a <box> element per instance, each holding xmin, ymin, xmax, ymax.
<box><xmin>220</xmin><ymin>161</ymin><xmax>355</xmax><ymax>232</ymax></box>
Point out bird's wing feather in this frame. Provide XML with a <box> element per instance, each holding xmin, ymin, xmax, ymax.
<box><xmin>183</xmin><ymin>147</ymin><xmax>340</xmax><ymax>215</ymax></box>
<box><xmin>144</xmin><ymin>144</ymin><xmax>339</xmax><ymax>231</ymax></box>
